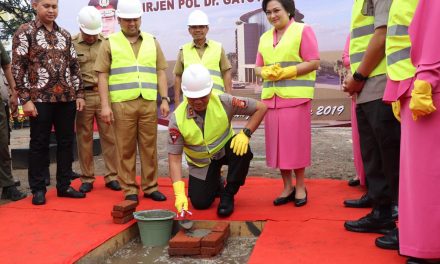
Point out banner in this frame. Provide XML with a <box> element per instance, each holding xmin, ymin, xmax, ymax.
<box><xmin>58</xmin><ymin>0</ymin><xmax>353</xmax><ymax>121</ymax></box>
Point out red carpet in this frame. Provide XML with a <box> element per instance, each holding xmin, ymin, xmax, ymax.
<box><xmin>0</xmin><ymin>177</ymin><xmax>406</xmax><ymax>263</ymax></box>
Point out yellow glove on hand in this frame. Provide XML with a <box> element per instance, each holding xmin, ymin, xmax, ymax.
<box><xmin>230</xmin><ymin>130</ymin><xmax>250</xmax><ymax>156</ymax></box>
<box><xmin>391</xmin><ymin>100</ymin><xmax>401</xmax><ymax>122</ymax></box>
<box><xmin>410</xmin><ymin>80</ymin><xmax>437</xmax><ymax>121</ymax></box>
<box><xmin>172</xmin><ymin>181</ymin><xmax>188</xmax><ymax>214</ymax></box>
<box><xmin>277</xmin><ymin>65</ymin><xmax>297</xmax><ymax>80</ymax></box>
<box><xmin>261</xmin><ymin>64</ymin><xmax>282</xmax><ymax>81</ymax></box>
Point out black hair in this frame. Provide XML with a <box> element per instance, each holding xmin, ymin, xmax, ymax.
<box><xmin>262</xmin><ymin>0</ymin><xmax>295</xmax><ymax>20</ymax></box>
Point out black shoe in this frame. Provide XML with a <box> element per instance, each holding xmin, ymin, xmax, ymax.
<box><xmin>57</xmin><ymin>186</ymin><xmax>86</xmax><ymax>198</ymax></box>
<box><xmin>105</xmin><ymin>180</ymin><xmax>121</xmax><ymax>191</ymax></box>
<box><xmin>294</xmin><ymin>188</ymin><xmax>308</xmax><ymax>207</ymax></box>
<box><xmin>217</xmin><ymin>192</ymin><xmax>234</xmax><ymax>217</ymax></box>
<box><xmin>344</xmin><ymin>193</ymin><xmax>372</xmax><ymax>208</ymax></box>
<box><xmin>392</xmin><ymin>204</ymin><xmax>398</xmax><ymax>220</ymax></box>
<box><xmin>344</xmin><ymin>213</ymin><xmax>396</xmax><ymax>234</ymax></box>
<box><xmin>125</xmin><ymin>194</ymin><xmax>139</xmax><ymax>203</ymax></box>
<box><xmin>45</xmin><ymin>177</ymin><xmax>50</xmax><ymax>186</ymax></box>
<box><xmin>1</xmin><ymin>186</ymin><xmax>27</xmax><ymax>201</ymax></box>
<box><xmin>143</xmin><ymin>191</ymin><xmax>166</xmax><ymax>201</ymax></box>
<box><xmin>273</xmin><ymin>188</ymin><xmax>295</xmax><ymax>206</ymax></box>
<box><xmin>348</xmin><ymin>178</ymin><xmax>360</xmax><ymax>187</ymax></box>
<box><xmin>79</xmin><ymin>182</ymin><xmax>93</xmax><ymax>193</ymax></box>
<box><xmin>375</xmin><ymin>228</ymin><xmax>399</xmax><ymax>250</ymax></box>
<box><xmin>70</xmin><ymin>171</ymin><xmax>80</xmax><ymax>180</ymax></box>
<box><xmin>32</xmin><ymin>191</ymin><xmax>46</xmax><ymax>205</ymax></box>
<box><xmin>407</xmin><ymin>257</ymin><xmax>440</xmax><ymax>264</ymax></box>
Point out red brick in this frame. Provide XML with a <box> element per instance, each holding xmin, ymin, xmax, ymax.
<box><xmin>113</xmin><ymin>214</ymin><xmax>134</xmax><ymax>224</ymax></box>
<box><xmin>113</xmin><ymin>200</ymin><xmax>137</xmax><ymax>212</ymax></box>
<box><xmin>168</xmin><ymin>247</ymin><xmax>200</xmax><ymax>256</ymax></box>
<box><xmin>201</xmin><ymin>242</ymin><xmax>224</xmax><ymax>256</ymax></box>
<box><xmin>212</xmin><ymin>222</ymin><xmax>230</xmax><ymax>233</ymax></box>
<box><xmin>201</xmin><ymin>231</ymin><xmax>225</xmax><ymax>247</ymax></box>
<box><xmin>169</xmin><ymin>230</ymin><xmax>202</xmax><ymax>248</ymax></box>
<box><xmin>111</xmin><ymin>209</ymin><xmax>135</xmax><ymax>218</ymax></box>
<box><xmin>224</xmin><ymin>228</ymin><xmax>230</xmax><ymax>240</ymax></box>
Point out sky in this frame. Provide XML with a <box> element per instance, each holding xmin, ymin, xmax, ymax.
<box><xmin>57</xmin><ymin>0</ymin><xmax>352</xmax><ymax>59</ymax></box>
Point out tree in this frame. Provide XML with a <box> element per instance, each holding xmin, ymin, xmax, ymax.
<box><xmin>0</xmin><ymin>0</ymin><xmax>35</xmax><ymax>40</ymax></box>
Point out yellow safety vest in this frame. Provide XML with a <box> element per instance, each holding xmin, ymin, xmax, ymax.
<box><xmin>386</xmin><ymin>0</ymin><xmax>418</xmax><ymax>81</ymax></box>
<box><xmin>175</xmin><ymin>94</ymin><xmax>234</xmax><ymax>168</ymax></box>
<box><xmin>182</xmin><ymin>40</ymin><xmax>224</xmax><ymax>94</ymax></box>
<box><xmin>349</xmin><ymin>0</ymin><xmax>386</xmax><ymax>77</ymax></box>
<box><xmin>258</xmin><ymin>22</ymin><xmax>316</xmax><ymax>99</ymax></box>
<box><xmin>108</xmin><ymin>31</ymin><xmax>157</xmax><ymax>103</ymax></box>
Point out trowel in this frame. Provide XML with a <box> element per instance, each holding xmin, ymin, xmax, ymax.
<box><xmin>178</xmin><ymin>210</ymin><xmax>194</xmax><ymax>231</ymax></box>
<box><xmin>179</xmin><ymin>219</ymin><xmax>194</xmax><ymax>230</ymax></box>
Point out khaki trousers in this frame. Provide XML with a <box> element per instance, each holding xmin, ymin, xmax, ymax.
<box><xmin>76</xmin><ymin>91</ymin><xmax>118</xmax><ymax>183</ymax></box>
<box><xmin>111</xmin><ymin>97</ymin><xmax>158</xmax><ymax>196</ymax></box>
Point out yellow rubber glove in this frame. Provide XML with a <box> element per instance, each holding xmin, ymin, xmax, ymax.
<box><xmin>230</xmin><ymin>130</ymin><xmax>250</xmax><ymax>156</ymax></box>
<box><xmin>276</xmin><ymin>65</ymin><xmax>297</xmax><ymax>80</ymax></box>
<box><xmin>391</xmin><ymin>101</ymin><xmax>401</xmax><ymax>122</ymax></box>
<box><xmin>409</xmin><ymin>80</ymin><xmax>437</xmax><ymax>121</ymax></box>
<box><xmin>172</xmin><ymin>181</ymin><xmax>188</xmax><ymax>214</ymax></box>
<box><xmin>261</xmin><ymin>64</ymin><xmax>282</xmax><ymax>81</ymax></box>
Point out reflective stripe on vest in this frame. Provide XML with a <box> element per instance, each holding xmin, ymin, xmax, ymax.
<box><xmin>349</xmin><ymin>0</ymin><xmax>386</xmax><ymax>77</ymax></box>
<box><xmin>175</xmin><ymin>94</ymin><xmax>234</xmax><ymax>168</ymax></box>
<box><xmin>183</xmin><ymin>40</ymin><xmax>224</xmax><ymax>94</ymax></box>
<box><xmin>108</xmin><ymin>32</ymin><xmax>157</xmax><ymax>103</ymax></box>
<box><xmin>386</xmin><ymin>0</ymin><xmax>417</xmax><ymax>81</ymax></box>
<box><xmin>258</xmin><ymin>22</ymin><xmax>316</xmax><ymax>99</ymax></box>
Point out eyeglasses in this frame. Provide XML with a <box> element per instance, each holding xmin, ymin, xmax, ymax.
<box><xmin>189</xmin><ymin>25</ymin><xmax>207</xmax><ymax>30</ymax></box>
<box><xmin>121</xmin><ymin>18</ymin><xmax>140</xmax><ymax>23</ymax></box>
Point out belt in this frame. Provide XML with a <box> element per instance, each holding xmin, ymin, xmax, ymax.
<box><xmin>84</xmin><ymin>86</ymin><xmax>98</xmax><ymax>91</ymax></box>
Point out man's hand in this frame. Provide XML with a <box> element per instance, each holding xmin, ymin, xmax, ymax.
<box><xmin>343</xmin><ymin>75</ymin><xmax>365</xmax><ymax>96</ymax></box>
<box><xmin>160</xmin><ymin>100</ymin><xmax>170</xmax><ymax>118</ymax></box>
<box><xmin>9</xmin><ymin>89</ymin><xmax>18</xmax><ymax>117</ymax></box>
<box><xmin>230</xmin><ymin>130</ymin><xmax>250</xmax><ymax>156</ymax></box>
<box><xmin>23</xmin><ymin>101</ymin><xmax>38</xmax><ymax>117</ymax></box>
<box><xmin>172</xmin><ymin>181</ymin><xmax>188</xmax><ymax>214</ymax></box>
<box><xmin>76</xmin><ymin>98</ymin><xmax>85</xmax><ymax>111</ymax></box>
<box><xmin>100</xmin><ymin>105</ymin><xmax>114</xmax><ymax>125</ymax></box>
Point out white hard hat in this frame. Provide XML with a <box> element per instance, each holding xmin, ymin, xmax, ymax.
<box><xmin>77</xmin><ymin>6</ymin><xmax>102</xmax><ymax>35</ymax></box>
<box><xmin>116</xmin><ymin>0</ymin><xmax>143</xmax><ymax>19</ymax></box>
<box><xmin>181</xmin><ymin>64</ymin><xmax>213</xmax><ymax>98</ymax></box>
<box><xmin>187</xmin><ymin>10</ymin><xmax>209</xmax><ymax>26</ymax></box>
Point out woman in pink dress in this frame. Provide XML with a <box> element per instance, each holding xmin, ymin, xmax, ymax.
<box><xmin>342</xmin><ymin>35</ymin><xmax>365</xmax><ymax>187</ymax></box>
<box><xmin>396</xmin><ymin>1</ymin><xmax>440</xmax><ymax>263</ymax></box>
<box><xmin>255</xmin><ymin>0</ymin><xmax>320</xmax><ymax>207</ymax></box>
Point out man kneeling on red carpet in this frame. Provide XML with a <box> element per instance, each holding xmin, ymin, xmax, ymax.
<box><xmin>167</xmin><ymin>64</ymin><xmax>267</xmax><ymax>217</ymax></box>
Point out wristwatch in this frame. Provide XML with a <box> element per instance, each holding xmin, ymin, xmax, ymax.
<box><xmin>353</xmin><ymin>71</ymin><xmax>368</xmax><ymax>82</ymax></box>
<box><xmin>161</xmin><ymin>96</ymin><xmax>170</xmax><ymax>103</ymax></box>
<box><xmin>242</xmin><ymin>128</ymin><xmax>252</xmax><ymax>138</ymax></box>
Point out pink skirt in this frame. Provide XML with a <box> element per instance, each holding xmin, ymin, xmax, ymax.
<box><xmin>399</xmin><ymin>93</ymin><xmax>440</xmax><ymax>258</ymax></box>
<box><xmin>264</xmin><ymin>101</ymin><xmax>311</xmax><ymax>169</ymax></box>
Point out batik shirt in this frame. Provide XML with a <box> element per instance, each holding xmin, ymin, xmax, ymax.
<box><xmin>12</xmin><ymin>19</ymin><xmax>84</xmax><ymax>104</ymax></box>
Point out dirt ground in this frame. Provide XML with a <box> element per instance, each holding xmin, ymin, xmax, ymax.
<box><xmin>3</xmin><ymin>125</ymin><xmax>356</xmax><ymax>205</ymax></box>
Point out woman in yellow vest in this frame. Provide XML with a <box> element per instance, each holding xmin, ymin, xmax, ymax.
<box><xmin>255</xmin><ymin>0</ymin><xmax>319</xmax><ymax>207</ymax></box>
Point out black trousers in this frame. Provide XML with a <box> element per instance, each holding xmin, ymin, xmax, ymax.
<box><xmin>188</xmin><ymin>136</ymin><xmax>254</xmax><ymax>209</ymax></box>
<box><xmin>28</xmin><ymin>102</ymin><xmax>76</xmax><ymax>193</ymax></box>
<box><xmin>356</xmin><ymin>99</ymin><xmax>400</xmax><ymax>211</ymax></box>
